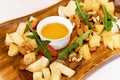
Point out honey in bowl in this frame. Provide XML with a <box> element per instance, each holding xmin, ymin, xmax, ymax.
<box><xmin>41</xmin><ymin>23</ymin><xmax>69</xmax><ymax>40</ymax></box>
<box><xmin>37</xmin><ymin>16</ymin><xmax>73</xmax><ymax>50</ymax></box>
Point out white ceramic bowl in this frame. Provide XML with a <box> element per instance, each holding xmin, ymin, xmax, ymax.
<box><xmin>36</xmin><ymin>16</ymin><xmax>73</xmax><ymax>50</ymax></box>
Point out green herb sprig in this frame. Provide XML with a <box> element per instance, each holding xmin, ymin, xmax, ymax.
<box><xmin>26</xmin><ymin>21</ymin><xmax>52</xmax><ymax>61</ymax></box>
<box><xmin>58</xmin><ymin>30</ymin><xmax>90</xmax><ymax>60</ymax></box>
<box><xmin>101</xmin><ymin>5</ymin><xmax>117</xmax><ymax>31</ymax></box>
<box><xmin>75</xmin><ymin>0</ymin><xmax>93</xmax><ymax>29</ymax></box>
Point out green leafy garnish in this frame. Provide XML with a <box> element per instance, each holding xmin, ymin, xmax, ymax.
<box><xmin>75</xmin><ymin>0</ymin><xmax>93</xmax><ymax>29</ymax></box>
<box><xmin>101</xmin><ymin>5</ymin><xmax>117</xmax><ymax>31</ymax></box>
<box><xmin>35</xmin><ymin>40</ymin><xmax>50</xmax><ymax>52</ymax></box>
<box><xmin>25</xmin><ymin>21</ymin><xmax>33</xmax><ymax>32</ymax></box>
<box><xmin>26</xmin><ymin>35</ymin><xmax>35</xmax><ymax>39</ymax></box>
<box><xmin>26</xmin><ymin>21</ymin><xmax>52</xmax><ymax>61</ymax></box>
<box><xmin>77</xmin><ymin>30</ymin><xmax>90</xmax><ymax>47</ymax></box>
<box><xmin>58</xmin><ymin>30</ymin><xmax>90</xmax><ymax>60</ymax></box>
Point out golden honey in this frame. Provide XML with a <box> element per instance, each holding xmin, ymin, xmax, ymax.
<box><xmin>41</xmin><ymin>23</ymin><xmax>69</xmax><ymax>39</ymax></box>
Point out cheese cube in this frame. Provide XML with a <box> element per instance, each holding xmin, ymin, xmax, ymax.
<box><xmin>26</xmin><ymin>56</ymin><xmax>49</xmax><ymax>72</ymax></box>
<box><xmin>10</xmin><ymin>32</ymin><xmax>24</xmax><ymax>46</ymax></box>
<box><xmin>16</xmin><ymin>22</ymin><xmax>27</xmax><ymax>36</ymax></box>
<box><xmin>8</xmin><ymin>43</ymin><xmax>18</xmax><ymax>57</ymax></box>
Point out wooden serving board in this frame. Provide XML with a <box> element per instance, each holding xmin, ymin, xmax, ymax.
<box><xmin>0</xmin><ymin>0</ymin><xmax>120</xmax><ymax>80</ymax></box>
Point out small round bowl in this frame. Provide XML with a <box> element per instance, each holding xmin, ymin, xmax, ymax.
<box><xmin>36</xmin><ymin>16</ymin><xmax>73</xmax><ymax>50</ymax></box>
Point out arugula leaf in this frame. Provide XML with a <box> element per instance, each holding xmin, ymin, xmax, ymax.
<box><xmin>41</xmin><ymin>40</ymin><xmax>51</xmax><ymax>45</ymax></box>
<box><xmin>107</xmin><ymin>13</ymin><xmax>117</xmax><ymax>22</ymax></box>
<box><xmin>26</xmin><ymin>21</ymin><xmax>52</xmax><ymax>61</ymax></box>
<box><xmin>75</xmin><ymin>0</ymin><xmax>93</xmax><ymax>29</ymax></box>
<box><xmin>58</xmin><ymin>30</ymin><xmax>90</xmax><ymax>60</ymax></box>
<box><xmin>77</xmin><ymin>30</ymin><xmax>90</xmax><ymax>47</ymax></box>
<box><xmin>35</xmin><ymin>40</ymin><xmax>50</xmax><ymax>52</ymax></box>
<box><xmin>58</xmin><ymin>42</ymin><xmax>78</xmax><ymax>60</ymax></box>
<box><xmin>25</xmin><ymin>21</ymin><xmax>33</xmax><ymax>32</ymax></box>
<box><xmin>35</xmin><ymin>46</ymin><xmax>41</xmax><ymax>52</ymax></box>
<box><xmin>26</xmin><ymin>35</ymin><xmax>35</xmax><ymax>39</ymax></box>
<box><xmin>101</xmin><ymin>5</ymin><xmax>117</xmax><ymax>31</ymax></box>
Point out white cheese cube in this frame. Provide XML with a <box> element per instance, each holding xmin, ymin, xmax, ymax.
<box><xmin>26</xmin><ymin>56</ymin><xmax>49</xmax><ymax>72</ymax></box>
<box><xmin>8</xmin><ymin>43</ymin><xmax>18</xmax><ymax>57</ymax></box>
<box><xmin>16</xmin><ymin>22</ymin><xmax>27</xmax><ymax>36</ymax></box>
<box><xmin>5</xmin><ymin>33</ymin><xmax>13</xmax><ymax>46</ymax></box>
<box><xmin>10</xmin><ymin>32</ymin><xmax>24</xmax><ymax>46</ymax></box>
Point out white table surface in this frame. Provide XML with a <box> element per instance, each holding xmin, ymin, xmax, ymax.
<box><xmin>0</xmin><ymin>0</ymin><xmax>61</xmax><ymax>23</ymax></box>
<box><xmin>0</xmin><ymin>0</ymin><xmax>120</xmax><ymax>80</ymax></box>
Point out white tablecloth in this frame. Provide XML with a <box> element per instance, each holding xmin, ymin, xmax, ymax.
<box><xmin>0</xmin><ymin>0</ymin><xmax>61</xmax><ymax>23</ymax></box>
<box><xmin>0</xmin><ymin>0</ymin><xmax>120</xmax><ymax>80</ymax></box>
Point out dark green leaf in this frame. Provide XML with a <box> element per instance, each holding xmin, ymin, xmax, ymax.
<box><xmin>75</xmin><ymin>0</ymin><xmax>93</xmax><ymax>29</ymax></box>
<box><xmin>25</xmin><ymin>20</ymin><xmax>33</xmax><ymax>32</ymax></box>
<box><xmin>106</xmin><ymin>21</ymin><xmax>113</xmax><ymax>31</ymax></box>
<box><xmin>26</xmin><ymin>35</ymin><xmax>35</xmax><ymax>39</ymax></box>
<box><xmin>35</xmin><ymin>46</ymin><xmax>41</xmax><ymax>52</ymax></box>
<box><xmin>77</xmin><ymin>30</ymin><xmax>90</xmax><ymax>47</ymax></box>
<box><xmin>26</xmin><ymin>21</ymin><xmax>52</xmax><ymax>61</ymax></box>
<box><xmin>107</xmin><ymin>13</ymin><xmax>117</xmax><ymax>22</ymax></box>
<box><xmin>101</xmin><ymin>5</ymin><xmax>117</xmax><ymax>31</ymax></box>
<box><xmin>42</xmin><ymin>40</ymin><xmax>51</xmax><ymax>45</ymax></box>
<box><xmin>58</xmin><ymin>30</ymin><xmax>90</xmax><ymax>60</ymax></box>
<box><xmin>57</xmin><ymin>42</ymin><xmax>78</xmax><ymax>59</ymax></box>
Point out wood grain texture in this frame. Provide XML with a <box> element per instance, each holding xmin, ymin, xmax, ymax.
<box><xmin>0</xmin><ymin>0</ymin><xmax>120</xmax><ymax>80</ymax></box>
